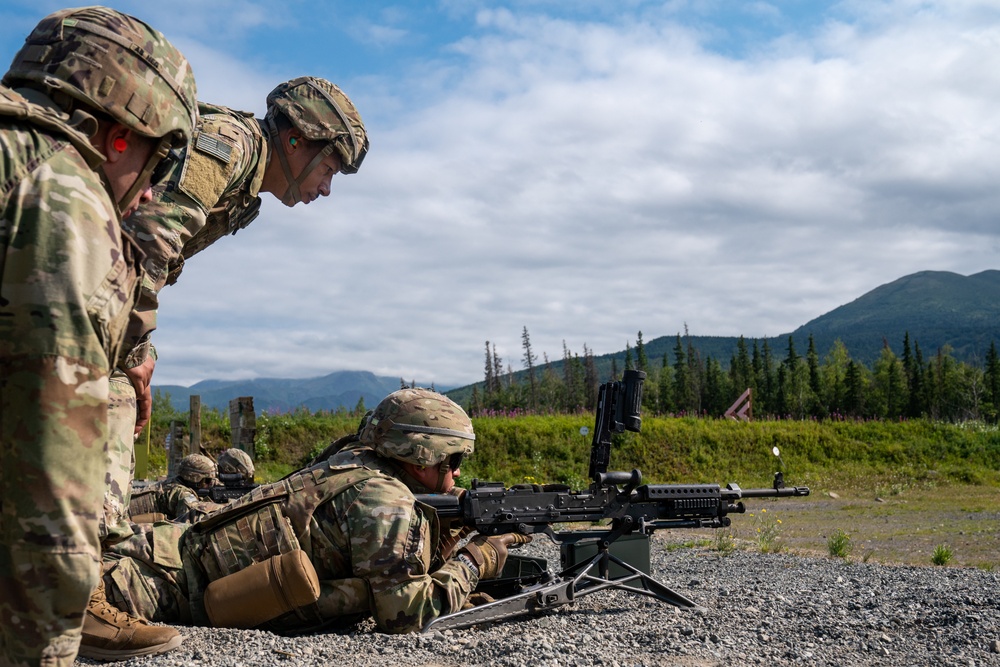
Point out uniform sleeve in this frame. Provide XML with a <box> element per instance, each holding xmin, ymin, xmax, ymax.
<box><xmin>166</xmin><ymin>485</ymin><xmax>203</xmax><ymax>523</ymax></box>
<box><xmin>344</xmin><ymin>478</ymin><xmax>479</xmax><ymax>633</ymax></box>
<box><xmin>119</xmin><ymin>160</ymin><xmax>207</xmax><ymax>360</ymax></box>
<box><xmin>119</xmin><ymin>112</ymin><xmax>255</xmax><ymax>359</ymax></box>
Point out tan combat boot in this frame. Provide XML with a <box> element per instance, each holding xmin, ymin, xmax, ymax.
<box><xmin>78</xmin><ymin>578</ymin><xmax>184</xmax><ymax>661</ymax></box>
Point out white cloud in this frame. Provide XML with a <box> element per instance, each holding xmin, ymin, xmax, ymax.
<box><xmin>91</xmin><ymin>1</ymin><xmax>1000</xmax><ymax>387</ymax></box>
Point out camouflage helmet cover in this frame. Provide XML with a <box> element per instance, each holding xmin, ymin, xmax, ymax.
<box><xmin>362</xmin><ymin>388</ymin><xmax>475</xmax><ymax>467</ymax></box>
<box><xmin>3</xmin><ymin>6</ymin><xmax>197</xmax><ymax>147</ymax></box>
<box><xmin>217</xmin><ymin>448</ymin><xmax>254</xmax><ymax>483</ymax></box>
<box><xmin>177</xmin><ymin>454</ymin><xmax>217</xmax><ymax>484</ymax></box>
<box><xmin>265</xmin><ymin>76</ymin><xmax>368</xmax><ymax>173</ymax></box>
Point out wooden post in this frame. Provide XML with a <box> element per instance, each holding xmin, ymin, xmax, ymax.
<box><xmin>189</xmin><ymin>394</ymin><xmax>201</xmax><ymax>455</ymax></box>
<box><xmin>166</xmin><ymin>420</ymin><xmax>186</xmax><ymax>477</ymax></box>
<box><xmin>229</xmin><ymin>396</ymin><xmax>256</xmax><ymax>457</ymax></box>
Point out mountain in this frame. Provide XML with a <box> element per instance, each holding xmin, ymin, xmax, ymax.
<box><xmin>445</xmin><ymin>270</ymin><xmax>1000</xmax><ymax>404</ymax></box>
<box><xmin>154</xmin><ymin>370</ymin><xmax>424</xmax><ymax>414</ymax></box>
<box><xmin>155</xmin><ymin>270</ymin><xmax>1000</xmax><ymax>412</ymax></box>
<box><xmin>786</xmin><ymin>270</ymin><xmax>1000</xmax><ymax>365</ymax></box>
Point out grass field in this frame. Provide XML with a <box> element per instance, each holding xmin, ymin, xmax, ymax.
<box><xmin>676</xmin><ymin>483</ymin><xmax>1000</xmax><ymax>569</ymax></box>
<box><xmin>144</xmin><ymin>409</ymin><xmax>1000</xmax><ymax>568</ymax></box>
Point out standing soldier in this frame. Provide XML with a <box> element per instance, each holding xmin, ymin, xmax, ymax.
<box><xmin>0</xmin><ymin>7</ymin><xmax>196</xmax><ymax>666</ymax></box>
<box><xmin>101</xmin><ymin>77</ymin><xmax>369</xmax><ymax>547</ymax></box>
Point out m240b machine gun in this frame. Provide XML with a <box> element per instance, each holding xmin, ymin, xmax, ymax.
<box><xmin>419</xmin><ymin>369</ymin><xmax>810</xmax><ymax>631</ymax></box>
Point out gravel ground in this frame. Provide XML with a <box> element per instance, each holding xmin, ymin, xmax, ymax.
<box><xmin>82</xmin><ymin>534</ymin><xmax>1000</xmax><ymax>667</ymax></box>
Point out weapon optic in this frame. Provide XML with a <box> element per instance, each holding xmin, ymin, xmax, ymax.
<box><xmin>420</xmin><ymin>369</ymin><xmax>811</xmax><ymax>631</ymax></box>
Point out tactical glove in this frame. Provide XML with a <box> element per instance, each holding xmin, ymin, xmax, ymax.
<box><xmin>460</xmin><ymin>533</ymin><xmax>532</xmax><ymax>580</ymax></box>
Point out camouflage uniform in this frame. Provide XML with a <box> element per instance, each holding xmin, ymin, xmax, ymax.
<box><xmin>128</xmin><ymin>480</ymin><xmax>211</xmax><ymax>524</ymax></box>
<box><xmin>0</xmin><ymin>8</ymin><xmax>196</xmax><ymax>666</ymax></box>
<box><xmin>103</xmin><ymin>445</ymin><xmax>479</xmax><ymax>634</ymax></box>
<box><xmin>102</xmin><ymin>79</ymin><xmax>368</xmax><ymax>543</ymax></box>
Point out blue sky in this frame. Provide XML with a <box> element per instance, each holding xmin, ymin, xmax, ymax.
<box><xmin>2</xmin><ymin>1</ymin><xmax>999</xmax><ymax>388</ymax></box>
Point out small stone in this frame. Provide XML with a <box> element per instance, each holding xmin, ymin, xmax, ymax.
<box><xmin>828</xmin><ymin>491</ymin><xmax>840</xmax><ymax>499</ymax></box>
<box><xmin>990</xmin><ymin>640</ymin><xmax>1000</xmax><ymax>653</ymax></box>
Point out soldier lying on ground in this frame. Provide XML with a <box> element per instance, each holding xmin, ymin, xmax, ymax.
<box><xmin>199</xmin><ymin>448</ymin><xmax>261</xmax><ymax>503</ymax></box>
<box><xmin>100</xmin><ymin>389</ymin><xmax>529</xmax><ymax>634</ymax></box>
<box><xmin>128</xmin><ymin>454</ymin><xmax>224</xmax><ymax>523</ymax></box>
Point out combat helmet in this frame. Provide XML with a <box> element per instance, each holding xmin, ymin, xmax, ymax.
<box><xmin>217</xmin><ymin>448</ymin><xmax>254</xmax><ymax>485</ymax></box>
<box><xmin>176</xmin><ymin>454</ymin><xmax>217</xmax><ymax>487</ymax></box>
<box><xmin>3</xmin><ymin>6</ymin><xmax>197</xmax><ymax>209</ymax></box>
<box><xmin>361</xmin><ymin>388</ymin><xmax>475</xmax><ymax>468</ymax></box>
<box><xmin>262</xmin><ymin>76</ymin><xmax>368</xmax><ymax>203</ymax></box>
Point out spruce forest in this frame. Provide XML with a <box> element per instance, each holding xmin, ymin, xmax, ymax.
<box><xmin>465</xmin><ymin>327</ymin><xmax>1000</xmax><ymax>423</ymax></box>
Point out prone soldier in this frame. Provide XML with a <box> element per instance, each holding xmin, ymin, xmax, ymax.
<box><xmin>129</xmin><ymin>454</ymin><xmax>223</xmax><ymax>523</ymax></box>
<box><xmin>100</xmin><ymin>389</ymin><xmax>530</xmax><ymax>633</ymax></box>
<box><xmin>201</xmin><ymin>448</ymin><xmax>260</xmax><ymax>503</ymax></box>
<box><xmin>0</xmin><ymin>7</ymin><xmax>196</xmax><ymax>665</ymax></box>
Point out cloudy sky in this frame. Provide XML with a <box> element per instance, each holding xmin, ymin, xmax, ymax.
<box><xmin>3</xmin><ymin>1</ymin><xmax>999</xmax><ymax>388</ymax></box>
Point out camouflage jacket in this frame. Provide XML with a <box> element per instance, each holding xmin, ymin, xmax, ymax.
<box><xmin>121</xmin><ymin>100</ymin><xmax>268</xmax><ymax>350</ymax></box>
<box><xmin>0</xmin><ymin>85</ymin><xmax>139</xmax><ymax>369</ymax></box>
<box><xmin>105</xmin><ymin>446</ymin><xmax>479</xmax><ymax>633</ymax></box>
<box><xmin>128</xmin><ymin>479</ymin><xmax>212</xmax><ymax>523</ymax></box>
<box><xmin>185</xmin><ymin>446</ymin><xmax>478</xmax><ymax>633</ymax></box>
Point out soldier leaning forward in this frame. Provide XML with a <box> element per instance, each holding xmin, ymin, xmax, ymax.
<box><xmin>100</xmin><ymin>76</ymin><xmax>369</xmax><ymax>545</ymax></box>
<box><xmin>0</xmin><ymin>6</ymin><xmax>197</xmax><ymax>666</ymax></box>
<box><xmin>101</xmin><ymin>389</ymin><xmax>530</xmax><ymax>633</ymax></box>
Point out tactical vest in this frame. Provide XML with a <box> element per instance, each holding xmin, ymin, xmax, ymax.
<box><xmin>128</xmin><ymin>480</ymin><xmax>176</xmax><ymax>517</ymax></box>
<box><xmin>176</xmin><ymin>102</ymin><xmax>267</xmax><ymax>261</ymax></box>
<box><xmin>0</xmin><ymin>86</ymin><xmax>143</xmax><ymax>368</ymax></box>
<box><xmin>0</xmin><ymin>86</ymin><xmax>104</xmax><ymax>170</ymax></box>
<box><xmin>184</xmin><ymin>450</ymin><xmax>397</xmax><ymax>628</ymax></box>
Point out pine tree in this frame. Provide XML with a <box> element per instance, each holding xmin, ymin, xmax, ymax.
<box><xmin>521</xmin><ymin>326</ymin><xmax>538</xmax><ymax>410</ymax></box>
<box><xmin>583</xmin><ymin>345</ymin><xmax>599</xmax><ymax>410</ymax></box>
<box><xmin>636</xmin><ymin>331</ymin><xmax>649</xmax><ymax>372</ymax></box>
<box><xmin>657</xmin><ymin>352</ymin><xmax>673</xmax><ymax>414</ymax></box>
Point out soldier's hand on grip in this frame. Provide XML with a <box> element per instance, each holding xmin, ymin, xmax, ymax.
<box><xmin>460</xmin><ymin>533</ymin><xmax>532</xmax><ymax>580</ymax></box>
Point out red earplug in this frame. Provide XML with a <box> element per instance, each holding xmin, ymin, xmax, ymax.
<box><xmin>113</xmin><ymin>137</ymin><xmax>128</xmax><ymax>153</ymax></box>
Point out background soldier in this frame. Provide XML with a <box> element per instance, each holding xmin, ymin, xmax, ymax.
<box><xmin>202</xmin><ymin>448</ymin><xmax>260</xmax><ymax>502</ymax></box>
<box><xmin>100</xmin><ymin>389</ymin><xmax>530</xmax><ymax>633</ymax></box>
<box><xmin>101</xmin><ymin>76</ymin><xmax>369</xmax><ymax>546</ymax></box>
<box><xmin>129</xmin><ymin>454</ymin><xmax>221</xmax><ymax>523</ymax></box>
<box><xmin>0</xmin><ymin>7</ymin><xmax>196</xmax><ymax>665</ymax></box>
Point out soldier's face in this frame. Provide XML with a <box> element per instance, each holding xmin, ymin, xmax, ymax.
<box><xmin>102</xmin><ymin>132</ymin><xmax>159</xmax><ymax>217</ymax></box>
<box><xmin>407</xmin><ymin>461</ymin><xmax>460</xmax><ymax>493</ymax></box>
<box><xmin>281</xmin><ymin>142</ymin><xmax>343</xmax><ymax>207</ymax></box>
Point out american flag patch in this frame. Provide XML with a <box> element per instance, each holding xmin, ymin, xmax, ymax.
<box><xmin>194</xmin><ymin>133</ymin><xmax>233</xmax><ymax>163</ymax></box>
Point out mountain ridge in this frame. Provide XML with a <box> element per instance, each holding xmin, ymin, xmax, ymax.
<box><xmin>154</xmin><ymin>270</ymin><xmax>1000</xmax><ymax>413</ymax></box>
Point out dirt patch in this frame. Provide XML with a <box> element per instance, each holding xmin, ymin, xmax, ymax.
<box><xmin>674</xmin><ymin>483</ymin><xmax>1000</xmax><ymax>568</ymax></box>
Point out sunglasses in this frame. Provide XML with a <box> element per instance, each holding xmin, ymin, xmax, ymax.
<box><xmin>150</xmin><ymin>148</ymin><xmax>182</xmax><ymax>187</ymax></box>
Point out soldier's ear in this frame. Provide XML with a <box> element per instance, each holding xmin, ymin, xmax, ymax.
<box><xmin>103</xmin><ymin>125</ymin><xmax>133</xmax><ymax>163</ymax></box>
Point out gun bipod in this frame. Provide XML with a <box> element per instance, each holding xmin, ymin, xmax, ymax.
<box><xmin>423</xmin><ymin>532</ymin><xmax>704</xmax><ymax>633</ymax></box>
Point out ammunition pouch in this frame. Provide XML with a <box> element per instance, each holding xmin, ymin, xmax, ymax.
<box><xmin>203</xmin><ymin>549</ymin><xmax>320</xmax><ymax>628</ymax></box>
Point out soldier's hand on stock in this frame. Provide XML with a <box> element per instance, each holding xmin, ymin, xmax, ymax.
<box><xmin>460</xmin><ymin>533</ymin><xmax>532</xmax><ymax>580</ymax></box>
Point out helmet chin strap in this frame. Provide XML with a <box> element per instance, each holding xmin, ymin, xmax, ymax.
<box><xmin>265</xmin><ymin>118</ymin><xmax>336</xmax><ymax>205</ymax></box>
<box><xmin>115</xmin><ymin>135</ymin><xmax>172</xmax><ymax>213</ymax></box>
<box><xmin>435</xmin><ymin>461</ymin><xmax>452</xmax><ymax>492</ymax></box>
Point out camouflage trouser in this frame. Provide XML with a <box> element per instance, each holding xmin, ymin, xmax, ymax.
<box><xmin>0</xmin><ymin>356</ymin><xmax>109</xmax><ymax>667</ymax></box>
<box><xmin>102</xmin><ymin>522</ymin><xmax>191</xmax><ymax>624</ymax></box>
<box><xmin>99</xmin><ymin>371</ymin><xmax>138</xmax><ymax>545</ymax></box>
